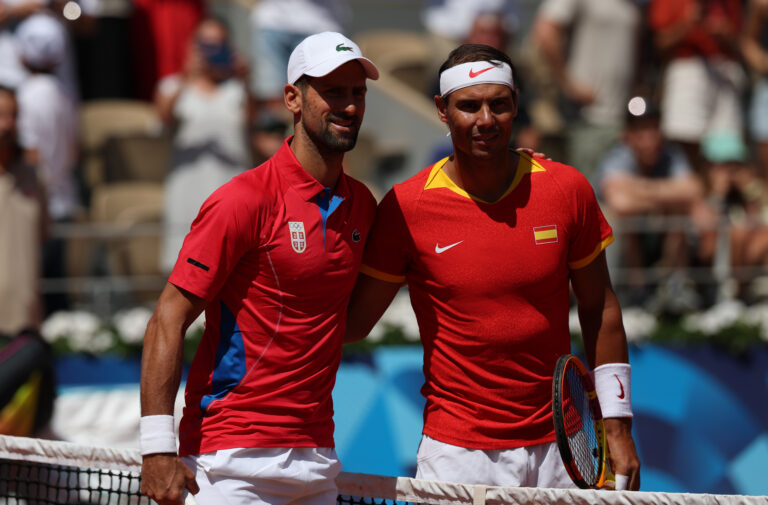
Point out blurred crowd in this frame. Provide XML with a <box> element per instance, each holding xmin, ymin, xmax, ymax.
<box><xmin>1</xmin><ymin>0</ymin><xmax>768</xmax><ymax>339</ymax></box>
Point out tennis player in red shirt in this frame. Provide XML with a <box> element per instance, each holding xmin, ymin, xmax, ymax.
<box><xmin>346</xmin><ymin>43</ymin><xmax>641</xmax><ymax>490</ymax></box>
<box><xmin>139</xmin><ymin>32</ymin><xmax>378</xmax><ymax>505</ymax></box>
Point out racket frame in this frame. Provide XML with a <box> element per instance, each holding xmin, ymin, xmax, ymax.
<box><xmin>552</xmin><ymin>354</ymin><xmax>610</xmax><ymax>489</ymax></box>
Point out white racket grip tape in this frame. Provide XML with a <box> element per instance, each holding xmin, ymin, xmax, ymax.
<box><xmin>139</xmin><ymin>415</ymin><xmax>177</xmax><ymax>455</ymax></box>
<box><xmin>593</xmin><ymin>363</ymin><xmax>633</xmax><ymax>418</ymax></box>
<box><xmin>185</xmin><ymin>491</ymin><xmax>200</xmax><ymax>505</ymax></box>
<box><xmin>614</xmin><ymin>474</ymin><xmax>629</xmax><ymax>491</ymax></box>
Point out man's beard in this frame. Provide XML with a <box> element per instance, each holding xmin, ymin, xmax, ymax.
<box><xmin>317</xmin><ymin>115</ymin><xmax>359</xmax><ymax>152</ymax></box>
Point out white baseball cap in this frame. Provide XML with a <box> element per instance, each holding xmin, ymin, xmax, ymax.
<box><xmin>15</xmin><ymin>14</ymin><xmax>67</xmax><ymax>69</ymax></box>
<box><xmin>287</xmin><ymin>31</ymin><xmax>379</xmax><ymax>85</ymax></box>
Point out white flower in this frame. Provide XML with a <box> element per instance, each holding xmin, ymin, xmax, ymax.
<box><xmin>41</xmin><ymin>311</ymin><xmax>76</xmax><ymax>343</ymax></box>
<box><xmin>683</xmin><ymin>299</ymin><xmax>746</xmax><ymax>336</ymax></box>
<box><xmin>188</xmin><ymin>311</ymin><xmax>206</xmax><ymax>334</ymax></box>
<box><xmin>621</xmin><ymin>307</ymin><xmax>656</xmax><ymax>342</ymax></box>
<box><xmin>41</xmin><ymin>310</ymin><xmax>101</xmax><ymax>346</ymax></box>
<box><xmin>112</xmin><ymin>307</ymin><xmax>152</xmax><ymax>345</ymax></box>
<box><xmin>744</xmin><ymin>302</ymin><xmax>768</xmax><ymax>342</ymax></box>
<box><xmin>369</xmin><ymin>291</ymin><xmax>420</xmax><ymax>343</ymax></box>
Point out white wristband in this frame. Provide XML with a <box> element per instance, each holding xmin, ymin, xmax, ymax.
<box><xmin>614</xmin><ymin>474</ymin><xmax>629</xmax><ymax>491</ymax></box>
<box><xmin>140</xmin><ymin>415</ymin><xmax>177</xmax><ymax>456</ymax></box>
<box><xmin>593</xmin><ymin>363</ymin><xmax>633</xmax><ymax>418</ymax></box>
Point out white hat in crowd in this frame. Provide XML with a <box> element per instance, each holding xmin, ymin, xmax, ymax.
<box><xmin>15</xmin><ymin>14</ymin><xmax>67</xmax><ymax>69</ymax></box>
<box><xmin>287</xmin><ymin>31</ymin><xmax>379</xmax><ymax>85</ymax></box>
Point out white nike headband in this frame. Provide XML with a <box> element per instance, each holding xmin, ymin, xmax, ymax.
<box><xmin>439</xmin><ymin>60</ymin><xmax>514</xmax><ymax>97</ymax></box>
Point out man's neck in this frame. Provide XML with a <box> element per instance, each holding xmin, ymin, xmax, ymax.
<box><xmin>446</xmin><ymin>149</ymin><xmax>519</xmax><ymax>202</ymax></box>
<box><xmin>289</xmin><ymin>130</ymin><xmax>344</xmax><ymax>189</ymax></box>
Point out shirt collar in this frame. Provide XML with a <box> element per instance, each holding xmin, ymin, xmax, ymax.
<box><xmin>276</xmin><ymin>136</ymin><xmax>352</xmax><ymax>201</ymax></box>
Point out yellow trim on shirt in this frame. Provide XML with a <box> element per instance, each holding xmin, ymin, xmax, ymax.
<box><xmin>568</xmin><ymin>235</ymin><xmax>615</xmax><ymax>270</ymax></box>
<box><xmin>424</xmin><ymin>151</ymin><xmax>546</xmax><ymax>203</ymax></box>
<box><xmin>360</xmin><ymin>264</ymin><xmax>406</xmax><ymax>284</ymax></box>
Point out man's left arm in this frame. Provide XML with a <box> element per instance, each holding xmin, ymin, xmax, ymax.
<box><xmin>570</xmin><ymin>252</ymin><xmax>641</xmax><ymax>490</ymax></box>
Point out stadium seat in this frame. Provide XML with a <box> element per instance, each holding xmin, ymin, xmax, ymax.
<box><xmin>79</xmin><ymin>100</ymin><xmax>163</xmax><ymax>195</ymax></box>
<box><xmin>355</xmin><ymin>30</ymin><xmax>433</xmax><ymax>95</ymax></box>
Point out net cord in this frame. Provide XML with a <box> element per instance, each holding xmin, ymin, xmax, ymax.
<box><xmin>2</xmin><ymin>435</ymin><xmax>767</xmax><ymax>505</ymax></box>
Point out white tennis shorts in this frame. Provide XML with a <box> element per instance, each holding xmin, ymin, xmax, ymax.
<box><xmin>415</xmin><ymin>435</ymin><xmax>575</xmax><ymax>488</ymax></box>
<box><xmin>182</xmin><ymin>447</ymin><xmax>341</xmax><ymax>505</ymax></box>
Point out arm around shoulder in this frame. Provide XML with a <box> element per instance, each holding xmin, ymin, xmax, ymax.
<box><xmin>345</xmin><ymin>273</ymin><xmax>402</xmax><ymax>343</ymax></box>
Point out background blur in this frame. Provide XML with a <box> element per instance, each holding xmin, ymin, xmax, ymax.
<box><xmin>1</xmin><ymin>0</ymin><xmax>767</xmax><ymax>498</ymax></box>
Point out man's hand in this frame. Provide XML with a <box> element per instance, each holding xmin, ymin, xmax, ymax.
<box><xmin>141</xmin><ymin>453</ymin><xmax>199</xmax><ymax>505</ymax></box>
<box><xmin>605</xmin><ymin>418</ymin><xmax>641</xmax><ymax>490</ymax></box>
<box><xmin>515</xmin><ymin>147</ymin><xmax>549</xmax><ymax>160</ymax></box>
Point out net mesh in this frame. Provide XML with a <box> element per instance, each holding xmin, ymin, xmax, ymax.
<box><xmin>1</xmin><ymin>435</ymin><xmax>766</xmax><ymax>505</ymax></box>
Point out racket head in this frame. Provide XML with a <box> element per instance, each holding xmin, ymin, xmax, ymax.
<box><xmin>552</xmin><ymin>354</ymin><xmax>608</xmax><ymax>489</ymax></box>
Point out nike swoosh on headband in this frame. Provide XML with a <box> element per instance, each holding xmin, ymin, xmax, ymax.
<box><xmin>469</xmin><ymin>66</ymin><xmax>495</xmax><ymax>78</ymax></box>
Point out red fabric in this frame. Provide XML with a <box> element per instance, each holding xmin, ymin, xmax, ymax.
<box><xmin>648</xmin><ymin>0</ymin><xmax>742</xmax><ymax>59</ymax></box>
<box><xmin>131</xmin><ymin>0</ymin><xmax>205</xmax><ymax>100</ymax></box>
<box><xmin>172</xmin><ymin>138</ymin><xmax>376</xmax><ymax>455</ymax></box>
<box><xmin>362</xmin><ymin>153</ymin><xmax>613</xmax><ymax>449</ymax></box>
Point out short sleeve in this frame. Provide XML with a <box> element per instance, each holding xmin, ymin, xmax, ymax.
<box><xmin>567</xmin><ymin>171</ymin><xmax>613</xmax><ymax>270</ymax></box>
<box><xmin>360</xmin><ymin>188</ymin><xmax>411</xmax><ymax>284</ymax></box>
<box><xmin>168</xmin><ymin>182</ymin><xmax>260</xmax><ymax>301</ymax></box>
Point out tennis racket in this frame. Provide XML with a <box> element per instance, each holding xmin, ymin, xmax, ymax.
<box><xmin>552</xmin><ymin>354</ymin><xmax>614</xmax><ymax>489</ymax></box>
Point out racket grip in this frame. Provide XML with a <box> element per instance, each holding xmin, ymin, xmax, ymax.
<box><xmin>184</xmin><ymin>491</ymin><xmax>200</xmax><ymax>505</ymax></box>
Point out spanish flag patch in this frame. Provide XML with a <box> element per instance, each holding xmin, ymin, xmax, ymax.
<box><xmin>533</xmin><ymin>225</ymin><xmax>558</xmax><ymax>245</ymax></box>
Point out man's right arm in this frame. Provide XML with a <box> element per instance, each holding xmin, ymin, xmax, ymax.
<box><xmin>345</xmin><ymin>273</ymin><xmax>402</xmax><ymax>343</ymax></box>
<box><xmin>140</xmin><ymin>283</ymin><xmax>207</xmax><ymax>505</ymax></box>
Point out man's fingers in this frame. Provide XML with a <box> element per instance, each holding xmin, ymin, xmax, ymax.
<box><xmin>186</xmin><ymin>472</ymin><xmax>200</xmax><ymax>495</ymax></box>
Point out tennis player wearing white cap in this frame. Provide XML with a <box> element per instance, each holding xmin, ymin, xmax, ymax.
<box><xmin>345</xmin><ymin>43</ymin><xmax>641</xmax><ymax>491</ymax></box>
<box><xmin>140</xmin><ymin>31</ymin><xmax>378</xmax><ymax>505</ymax></box>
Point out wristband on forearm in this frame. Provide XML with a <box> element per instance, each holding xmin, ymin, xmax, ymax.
<box><xmin>140</xmin><ymin>415</ymin><xmax>177</xmax><ymax>456</ymax></box>
<box><xmin>593</xmin><ymin>363</ymin><xmax>633</xmax><ymax>418</ymax></box>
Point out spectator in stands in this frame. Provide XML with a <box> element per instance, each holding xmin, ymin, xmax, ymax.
<box><xmin>157</xmin><ymin>17</ymin><xmax>253</xmax><ymax>273</ymax></box>
<box><xmin>596</xmin><ymin>97</ymin><xmax>704</xmax><ymax>308</ymax></box>
<box><xmin>421</xmin><ymin>0</ymin><xmax>519</xmax><ymax>60</ymax></box>
<box><xmin>694</xmin><ymin>131</ymin><xmax>768</xmax><ymax>301</ymax></box>
<box><xmin>131</xmin><ymin>0</ymin><xmax>205</xmax><ymax>101</ymax></box>
<box><xmin>0</xmin><ymin>0</ymin><xmax>44</xmax><ymax>90</ymax></box>
<box><xmin>250</xmin><ymin>0</ymin><xmax>348</xmax><ymax>116</ymax></box>
<box><xmin>15</xmin><ymin>12</ymin><xmax>79</xmax><ymax>314</ymax></box>
<box><xmin>532</xmin><ymin>0</ymin><xmax>642</xmax><ymax>185</ymax></box>
<box><xmin>0</xmin><ymin>86</ymin><xmax>43</xmax><ymax>335</ymax></box>
<box><xmin>742</xmin><ymin>0</ymin><xmax>768</xmax><ymax>184</ymax></box>
<box><xmin>648</xmin><ymin>0</ymin><xmax>745</xmax><ymax>175</ymax></box>
<box><xmin>248</xmin><ymin>110</ymin><xmax>287</xmax><ymax>167</ymax></box>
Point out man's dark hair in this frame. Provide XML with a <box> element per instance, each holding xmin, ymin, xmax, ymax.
<box><xmin>294</xmin><ymin>75</ymin><xmax>312</xmax><ymax>92</ymax></box>
<box><xmin>438</xmin><ymin>43</ymin><xmax>517</xmax><ymax>98</ymax></box>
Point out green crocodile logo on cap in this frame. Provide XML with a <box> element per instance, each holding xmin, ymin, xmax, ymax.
<box><xmin>336</xmin><ymin>43</ymin><xmax>353</xmax><ymax>52</ymax></box>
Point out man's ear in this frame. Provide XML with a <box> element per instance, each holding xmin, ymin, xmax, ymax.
<box><xmin>284</xmin><ymin>84</ymin><xmax>301</xmax><ymax>115</ymax></box>
<box><xmin>434</xmin><ymin>95</ymin><xmax>449</xmax><ymax>124</ymax></box>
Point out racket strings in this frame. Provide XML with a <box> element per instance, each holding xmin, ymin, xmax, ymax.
<box><xmin>563</xmin><ymin>367</ymin><xmax>601</xmax><ymax>486</ymax></box>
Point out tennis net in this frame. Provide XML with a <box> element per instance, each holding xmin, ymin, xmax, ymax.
<box><xmin>2</xmin><ymin>434</ymin><xmax>766</xmax><ymax>505</ymax></box>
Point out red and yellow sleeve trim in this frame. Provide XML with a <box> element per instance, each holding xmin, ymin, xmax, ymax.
<box><xmin>568</xmin><ymin>234</ymin><xmax>615</xmax><ymax>270</ymax></box>
<box><xmin>424</xmin><ymin>151</ymin><xmax>546</xmax><ymax>203</ymax></box>
<box><xmin>359</xmin><ymin>264</ymin><xmax>406</xmax><ymax>284</ymax></box>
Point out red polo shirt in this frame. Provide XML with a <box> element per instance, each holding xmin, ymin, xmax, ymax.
<box><xmin>171</xmin><ymin>137</ymin><xmax>376</xmax><ymax>456</ymax></box>
<box><xmin>361</xmin><ymin>153</ymin><xmax>613</xmax><ymax>449</ymax></box>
